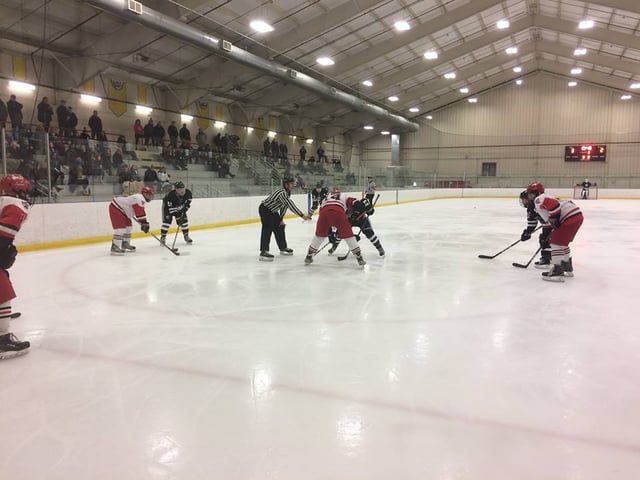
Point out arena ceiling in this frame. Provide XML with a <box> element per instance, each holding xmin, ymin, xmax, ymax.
<box><xmin>2</xmin><ymin>0</ymin><xmax>639</xmax><ymax>141</ymax></box>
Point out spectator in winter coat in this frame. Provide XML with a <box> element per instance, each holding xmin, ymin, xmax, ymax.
<box><xmin>37</xmin><ymin>97</ymin><xmax>53</xmax><ymax>131</ymax></box>
<box><xmin>167</xmin><ymin>121</ymin><xmax>178</xmax><ymax>148</ymax></box>
<box><xmin>88</xmin><ymin>111</ymin><xmax>103</xmax><ymax>140</ymax></box>
<box><xmin>133</xmin><ymin>119</ymin><xmax>144</xmax><ymax>146</ymax></box>
<box><xmin>143</xmin><ymin>119</ymin><xmax>154</xmax><ymax>146</ymax></box>
<box><xmin>7</xmin><ymin>95</ymin><xmax>23</xmax><ymax>138</ymax></box>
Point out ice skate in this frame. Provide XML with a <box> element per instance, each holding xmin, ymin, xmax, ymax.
<box><xmin>110</xmin><ymin>244</ymin><xmax>125</xmax><ymax>256</ymax></box>
<box><xmin>159</xmin><ymin>235</ymin><xmax>166</xmax><ymax>246</ymax></box>
<box><xmin>562</xmin><ymin>258</ymin><xmax>574</xmax><ymax>277</ymax></box>
<box><xmin>121</xmin><ymin>242</ymin><xmax>136</xmax><ymax>252</ymax></box>
<box><xmin>0</xmin><ymin>333</ymin><xmax>30</xmax><ymax>360</ymax></box>
<box><xmin>328</xmin><ymin>244</ymin><xmax>338</xmax><ymax>254</ymax></box>
<box><xmin>378</xmin><ymin>247</ymin><xmax>386</xmax><ymax>258</ymax></box>
<box><xmin>304</xmin><ymin>254</ymin><xmax>313</xmax><ymax>265</ymax></box>
<box><xmin>534</xmin><ymin>257</ymin><xmax>551</xmax><ymax>269</ymax></box>
<box><xmin>356</xmin><ymin>254</ymin><xmax>366</xmax><ymax>266</ymax></box>
<box><xmin>280</xmin><ymin>248</ymin><xmax>293</xmax><ymax>255</ymax></box>
<box><xmin>542</xmin><ymin>264</ymin><xmax>565</xmax><ymax>282</ymax></box>
<box><xmin>184</xmin><ymin>234</ymin><xmax>193</xmax><ymax>244</ymax></box>
<box><xmin>259</xmin><ymin>251</ymin><xmax>274</xmax><ymax>262</ymax></box>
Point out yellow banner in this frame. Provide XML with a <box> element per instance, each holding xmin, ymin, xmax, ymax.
<box><xmin>107</xmin><ymin>79</ymin><xmax>127</xmax><ymax>117</ymax></box>
<box><xmin>268</xmin><ymin>116</ymin><xmax>275</xmax><ymax>130</ymax></box>
<box><xmin>137</xmin><ymin>85</ymin><xmax>147</xmax><ymax>105</ymax></box>
<box><xmin>256</xmin><ymin>118</ymin><xmax>264</xmax><ymax>131</ymax></box>
<box><xmin>215</xmin><ymin>104</ymin><xmax>223</xmax><ymax>120</ymax></box>
<box><xmin>195</xmin><ymin>100</ymin><xmax>209</xmax><ymax>130</ymax></box>
<box><xmin>12</xmin><ymin>56</ymin><xmax>27</xmax><ymax>80</ymax></box>
<box><xmin>83</xmin><ymin>79</ymin><xmax>95</xmax><ymax>94</ymax></box>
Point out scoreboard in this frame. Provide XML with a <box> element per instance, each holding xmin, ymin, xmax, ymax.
<box><xmin>564</xmin><ymin>144</ymin><xmax>606</xmax><ymax>161</ymax></box>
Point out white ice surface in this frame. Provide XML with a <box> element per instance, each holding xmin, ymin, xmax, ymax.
<box><xmin>1</xmin><ymin>198</ymin><xmax>639</xmax><ymax>480</ymax></box>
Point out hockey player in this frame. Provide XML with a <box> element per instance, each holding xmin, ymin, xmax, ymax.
<box><xmin>309</xmin><ymin>183</ymin><xmax>329</xmax><ymax>214</ymax></box>
<box><xmin>519</xmin><ymin>185</ymin><xmax>552</xmax><ymax>268</ymax></box>
<box><xmin>160</xmin><ymin>181</ymin><xmax>193</xmax><ymax>245</ymax></box>
<box><xmin>0</xmin><ymin>175</ymin><xmax>32</xmax><ymax>359</ymax></box>
<box><xmin>527</xmin><ymin>184</ymin><xmax>584</xmax><ymax>282</ymax></box>
<box><xmin>328</xmin><ymin>196</ymin><xmax>385</xmax><ymax>257</ymax></box>
<box><xmin>108</xmin><ymin>186</ymin><xmax>154</xmax><ymax>255</ymax></box>
<box><xmin>259</xmin><ymin>177</ymin><xmax>311</xmax><ymax>261</ymax></box>
<box><xmin>365</xmin><ymin>176</ymin><xmax>376</xmax><ymax>203</ymax></box>
<box><xmin>305</xmin><ymin>190</ymin><xmax>366</xmax><ymax>266</ymax></box>
<box><xmin>578</xmin><ymin>179</ymin><xmax>593</xmax><ymax>199</ymax></box>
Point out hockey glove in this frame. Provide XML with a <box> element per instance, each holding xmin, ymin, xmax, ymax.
<box><xmin>520</xmin><ymin>229</ymin><xmax>532</xmax><ymax>241</ymax></box>
<box><xmin>0</xmin><ymin>243</ymin><xmax>18</xmax><ymax>270</ymax></box>
<box><xmin>141</xmin><ymin>222</ymin><xmax>150</xmax><ymax>233</ymax></box>
<box><xmin>539</xmin><ymin>228</ymin><xmax>552</xmax><ymax>246</ymax></box>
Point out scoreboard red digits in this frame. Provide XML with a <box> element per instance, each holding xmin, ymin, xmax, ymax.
<box><xmin>564</xmin><ymin>144</ymin><xmax>606</xmax><ymax>161</ymax></box>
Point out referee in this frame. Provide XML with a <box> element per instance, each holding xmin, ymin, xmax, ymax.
<box><xmin>259</xmin><ymin>177</ymin><xmax>310</xmax><ymax>261</ymax></box>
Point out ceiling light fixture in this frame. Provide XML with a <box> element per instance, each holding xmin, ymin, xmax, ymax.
<box><xmin>180</xmin><ymin>114</ymin><xmax>193</xmax><ymax>122</ymax></box>
<box><xmin>247</xmin><ymin>127</ymin><xmax>254</xmax><ymax>133</ymax></box>
<box><xmin>305</xmin><ymin>138</ymin><xmax>314</xmax><ymax>144</ymax></box>
<box><xmin>505</xmin><ymin>47</ymin><xmax>518</xmax><ymax>54</ymax></box>
<box><xmin>135</xmin><ymin>105</ymin><xmax>152</xmax><ymax>115</ymax></box>
<box><xmin>459</xmin><ymin>87</ymin><xmax>469</xmax><ymax>94</ymax></box>
<box><xmin>388</xmin><ymin>96</ymin><xmax>399</xmax><ymax>102</ymax></box>
<box><xmin>394</xmin><ymin>21</ymin><xmax>410</xmax><ymax>31</ymax></box>
<box><xmin>80</xmin><ymin>94</ymin><xmax>102</xmax><ymax>104</ymax></box>
<box><xmin>444</xmin><ymin>72</ymin><xmax>456</xmax><ymax>79</ymax></box>
<box><xmin>571</xmin><ymin>67</ymin><xmax>582</xmax><ymax>75</ymax></box>
<box><xmin>317</xmin><ymin>57</ymin><xmax>335</xmax><ymax>66</ymax></box>
<box><xmin>578</xmin><ymin>20</ymin><xmax>594</xmax><ymax>29</ymax></box>
<box><xmin>409</xmin><ymin>107</ymin><xmax>419</xmax><ymax>112</ymax></box>
<box><xmin>381</xmin><ymin>131</ymin><xmax>390</xmax><ymax>135</ymax></box>
<box><xmin>513</xmin><ymin>66</ymin><xmax>522</xmax><ymax>73</ymax></box>
<box><xmin>568</xmin><ymin>81</ymin><xmax>577</xmax><ymax>87</ymax></box>
<box><xmin>250</xmin><ymin>20</ymin><xmax>274</xmax><ymax>33</ymax></box>
<box><xmin>8</xmin><ymin>80</ymin><xmax>35</xmax><ymax>92</ymax></box>
<box><xmin>363</xmin><ymin>125</ymin><xmax>374</xmax><ymax>130</ymax></box>
<box><xmin>496</xmin><ymin>19</ymin><xmax>510</xmax><ymax>29</ymax></box>
<box><xmin>426</xmin><ymin>115</ymin><xmax>433</xmax><ymax>120</ymax></box>
<box><xmin>574</xmin><ymin>48</ymin><xmax>587</xmax><ymax>56</ymax></box>
<box><xmin>468</xmin><ymin>98</ymin><xmax>478</xmax><ymax>103</ymax></box>
<box><xmin>362</xmin><ymin>80</ymin><xmax>373</xmax><ymax>87</ymax></box>
<box><xmin>214</xmin><ymin>121</ymin><xmax>226</xmax><ymax>128</ymax></box>
<box><xmin>621</xmin><ymin>94</ymin><xmax>632</xmax><ymax>100</ymax></box>
<box><xmin>423</xmin><ymin>51</ymin><xmax>438</xmax><ymax>60</ymax></box>
<box><xmin>516</xmin><ymin>79</ymin><xmax>523</xmax><ymax>85</ymax></box>
<box><xmin>630</xmin><ymin>82</ymin><xmax>640</xmax><ymax>89</ymax></box>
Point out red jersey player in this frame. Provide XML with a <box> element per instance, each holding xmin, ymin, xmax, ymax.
<box><xmin>109</xmin><ymin>186</ymin><xmax>154</xmax><ymax>255</ymax></box>
<box><xmin>527</xmin><ymin>183</ymin><xmax>584</xmax><ymax>282</ymax></box>
<box><xmin>0</xmin><ymin>175</ymin><xmax>32</xmax><ymax>359</ymax></box>
<box><xmin>304</xmin><ymin>190</ymin><xmax>366</xmax><ymax>267</ymax></box>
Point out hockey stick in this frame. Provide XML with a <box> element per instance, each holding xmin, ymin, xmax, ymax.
<box><xmin>10</xmin><ymin>312</ymin><xmax>21</xmax><ymax>319</ymax></box>
<box><xmin>512</xmin><ymin>246</ymin><xmax>542</xmax><ymax>269</ymax></box>
<box><xmin>312</xmin><ymin>241</ymin><xmax>331</xmax><ymax>257</ymax></box>
<box><xmin>337</xmin><ymin>194</ymin><xmax>380</xmax><ymax>261</ymax></box>
<box><xmin>478</xmin><ymin>226</ymin><xmax>542</xmax><ymax>259</ymax></box>
<box><xmin>151</xmin><ymin>231</ymin><xmax>180</xmax><ymax>255</ymax></box>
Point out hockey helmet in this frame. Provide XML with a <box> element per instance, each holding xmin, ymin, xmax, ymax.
<box><xmin>0</xmin><ymin>174</ymin><xmax>32</xmax><ymax>200</ymax></box>
<box><xmin>174</xmin><ymin>181</ymin><xmax>185</xmax><ymax>189</ymax></box>
<box><xmin>141</xmin><ymin>186</ymin><xmax>155</xmax><ymax>201</ymax></box>
<box><xmin>526</xmin><ymin>182</ymin><xmax>545</xmax><ymax>195</ymax></box>
<box><xmin>519</xmin><ymin>190</ymin><xmax>529</xmax><ymax>208</ymax></box>
<box><xmin>329</xmin><ymin>189</ymin><xmax>341</xmax><ymax>200</ymax></box>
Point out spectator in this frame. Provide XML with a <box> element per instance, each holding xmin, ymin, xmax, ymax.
<box><xmin>143</xmin><ymin>119</ymin><xmax>154</xmax><ymax>146</ymax></box>
<box><xmin>157</xmin><ymin>166</ymin><xmax>171</xmax><ymax>192</ymax></box>
<box><xmin>196</xmin><ymin>128</ymin><xmax>207</xmax><ymax>150</ymax></box>
<box><xmin>66</xmin><ymin>107</ymin><xmax>78</xmax><ymax>136</ymax></box>
<box><xmin>167</xmin><ymin>121</ymin><xmax>178</xmax><ymax>148</ymax></box>
<box><xmin>153</xmin><ymin>121</ymin><xmax>165</xmax><ymax>147</ymax></box>
<box><xmin>299</xmin><ymin>144</ymin><xmax>306</xmax><ymax>162</ymax></box>
<box><xmin>279</xmin><ymin>143</ymin><xmax>288</xmax><ymax>163</ymax></box>
<box><xmin>263</xmin><ymin>137</ymin><xmax>271</xmax><ymax>158</ymax></box>
<box><xmin>143</xmin><ymin>166</ymin><xmax>159</xmax><ymax>188</ymax></box>
<box><xmin>316</xmin><ymin>145</ymin><xmax>327</xmax><ymax>163</ymax></box>
<box><xmin>179</xmin><ymin>123</ymin><xmax>191</xmax><ymax>145</ymax></box>
<box><xmin>214</xmin><ymin>133</ymin><xmax>222</xmax><ymax>152</ymax></box>
<box><xmin>0</xmin><ymin>97</ymin><xmax>7</xmax><ymax>131</ymax></box>
<box><xmin>129</xmin><ymin>164</ymin><xmax>141</xmax><ymax>181</ymax></box>
<box><xmin>133</xmin><ymin>119</ymin><xmax>144</xmax><ymax>146</ymax></box>
<box><xmin>271</xmin><ymin>137</ymin><xmax>279</xmax><ymax>161</ymax></box>
<box><xmin>112</xmin><ymin>148</ymin><xmax>124</xmax><ymax>173</ymax></box>
<box><xmin>37</xmin><ymin>97</ymin><xmax>53</xmax><ymax>132</ymax></box>
<box><xmin>88</xmin><ymin>110</ymin><xmax>103</xmax><ymax>140</ymax></box>
<box><xmin>56</xmin><ymin>100</ymin><xmax>69</xmax><ymax>136</ymax></box>
<box><xmin>6</xmin><ymin>95</ymin><xmax>23</xmax><ymax>138</ymax></box>
<box><xmin>219</xmin><ymin>159</ymin><xmax>235</xmax><ymax>178</ymax></box>
<box><xmin>79</xmin><ymin>127</ymin><xmax>90</xmax><ymax>140</ymax></box>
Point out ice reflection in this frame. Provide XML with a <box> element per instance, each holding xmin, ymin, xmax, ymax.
<box><xmin>336</xmin><ymin>411</ymin><xmax>366</xmax><ymax>455</ymax></box>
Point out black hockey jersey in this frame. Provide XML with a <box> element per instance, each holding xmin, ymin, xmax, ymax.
<box><xmin>163</xmin><ymin>189</ymin><xmax>192</xmax><ymax>216</ymax></box>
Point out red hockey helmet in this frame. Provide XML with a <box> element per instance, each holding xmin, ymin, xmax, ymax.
<box><xmin>329</xmin><ymin>189</ymin><xmax>341</xmax><ymax>200</ymax></box>
<box><xmin>141</xmin><ymin>186</ymin><xmax>155</xmax><ymax>201</ymax></box>
<box><xmin>526</xmin><ymin>182</ymin><xmax>545</xmax><ymax>195</ymax></box>
<box><xmin>0</xmin><ymin>175</ymin><xmax>32</xmax><ymax>200</ymax></box>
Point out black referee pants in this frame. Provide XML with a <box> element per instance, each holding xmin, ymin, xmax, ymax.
<box><xmin>259</xmin><ymin>203</ymin><xmax>287</xmax><ymax>252</ymax></box>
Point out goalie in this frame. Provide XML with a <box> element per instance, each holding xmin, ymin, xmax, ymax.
<box><xmin>328</xmin><ymin>196</ymin><xmax>385</xmax><ymax>257</ymax></box>
<box><xmin>160</xmin><ymin>181</ymin><xmax>193</xmax><ymax>245</ymax></box>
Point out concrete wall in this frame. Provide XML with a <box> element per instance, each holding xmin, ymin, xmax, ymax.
<box><xmin>18</xmin><ymin>188</ymin><xmax>639</xmax><ymax>250</ymax></box>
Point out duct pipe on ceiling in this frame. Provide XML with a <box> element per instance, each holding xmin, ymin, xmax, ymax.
<box><xmin>87</xmin><ymin>0</ymin><xmax>420</xmax><ymax>132</ymax></box>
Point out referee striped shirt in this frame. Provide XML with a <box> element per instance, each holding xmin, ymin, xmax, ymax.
<box><xmin>262</xmin><ymin>188</ymin><xmax>305</xmax><ymax>218</ymax></box>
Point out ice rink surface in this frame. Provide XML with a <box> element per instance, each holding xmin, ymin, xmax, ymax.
<box><xmin>2</xmin><ymin>197</ymin><xmax>640</xmax><ymax>480</ymax></box>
